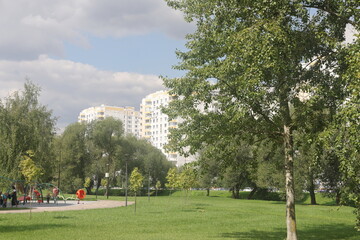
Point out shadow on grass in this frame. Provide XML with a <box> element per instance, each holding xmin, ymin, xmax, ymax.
<box><xmin>0</xmin><ymin>207</ymin><xmax>29</xmax><ymax>211</ymax></box>
<box><xmin>295</xmin><ymin>194</ymin><xmax>337</xmax><ymax>206</ymax></box>
<box><xmin>220</xmin><ymin>223</ymin><xmax>358</xmax><ymax>240</ymax></box>
<box><xmin>53</xmin><ymin>216</ymin><xmax>74</xmax><ymax>219</ymax></box>
<box><xmin>0</xmin><ymin>223</ymin><xmax>72</xmax><ymax>233</ymax></box>
<box><xmin>194</xmin><ymin>203</ymin><xmax>210</xmax><ymax>207</ymax></box>
<box><xmin>269</xmin><ymin>199</ymin><xmax>337</xmax><ymax>206</ymax></box>
<box><xmin>181</xmin><ymin>209</ymin><xmax>197</xmax><ymax>213</ymax></box>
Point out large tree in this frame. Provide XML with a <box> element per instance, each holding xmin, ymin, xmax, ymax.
<box><xmin>163</xmin><ymin>1</ymin><xmax>358</xmax><ymax>239</ymax></box>
<box><xmin>57</xmin><ymin>122</ymin><xmax>91</xmax><ymax>193</ymax></box>
<box><xmin>0</xmin><ymin>82</ymin><xmax>56</xmax><ymax>181</ymax></box>
<box><xmin>198</xmin><ymin>138</ymin><xmax>257</xmax><ymax>199</ymax></box>
<box><xmin>88</xmin><ymin>117</ymin><xmax>124</xmax><ymax>197</ymax></box>
<box><xmin>120</xmin><ymin>136</ymin><xmax>173</xmax><ymax>190</ymax></box>
<box><xmin>197</xmin><ymin>147</ymin><xmax>221</xmax><ymax>197</ymax></box>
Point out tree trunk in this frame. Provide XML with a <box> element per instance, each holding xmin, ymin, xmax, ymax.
<box><xmin>232</xmin><ymin>186</ymin><xmax>240</xmax><ymax>199</ymax></box>
<box><xmin>308</xmin><ymin>175</ymin><xmax>317</xmax><ymax>205</ymax></box>
<box><xmin>236</xmin><ymin>189</ymin><xmax>240</xmax><ymax>199</ymax></box>
<box><xmin>231</xmin><ymin>189</ymin><xmax>236</xmax><ymax>199</ymax></box>
<box><xmin>336</xmin><ymin>190</ymin><xmax>341</xmax><ymax>205</ymax></box>
<box><xmin>284</xmin><ymin>124</ymin><xmax>298</xmax><ymax>240</ymax></box>
<box><xmin>247</xmin><ymin>186</ymin><xmax>258</xmax><ymax>200</ymax></box>
<box><xmin>95</xmin><ymin>175</ymin><xmax>101</xmax><ymax>199</ymax></box>
<box><xmin>85</xmin><ymin>187</ymin><xmax>92</xmax><ymax>195</ymax></box>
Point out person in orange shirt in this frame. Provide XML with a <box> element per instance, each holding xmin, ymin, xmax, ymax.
<box><xmin>76</xmin><ymin>189</ymin><xmax>86</xmax><ymax>204</ymax></box>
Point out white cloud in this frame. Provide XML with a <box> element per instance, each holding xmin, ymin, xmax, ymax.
<box><xmin>0</xmin><ymin>0</ymin><xmax>193</xmax><ymax>60</ymax></box>
<box><xmin>0</xmin><ymin>56</ymin><xmax>165</xmax><ymax>131</ymax></box>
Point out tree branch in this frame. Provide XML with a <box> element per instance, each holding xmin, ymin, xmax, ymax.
<box><xmin>304</xmin><ymin>4</ymin><xmax>358</xmax><ymax>27</ymax></box>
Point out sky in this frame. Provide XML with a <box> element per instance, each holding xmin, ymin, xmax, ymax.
<box><xmin>0</xmin><ymin>1</ymin><xmax>357</xmax><ymax>133</ymax></box>
<box><xmin>0</xmin><ymin>0</ymin><xmax>195</xmax><ymax>132</ymax></box>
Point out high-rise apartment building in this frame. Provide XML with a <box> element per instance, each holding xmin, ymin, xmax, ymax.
<box><xmin>140</xmin><ymin>90</ymin><xmax>195</xmax><ymax>166</ymax></box>
<box><xmin>78</xmin><ymin>105</ymin><xmax>140</xmax><ymax>137</ymax></box>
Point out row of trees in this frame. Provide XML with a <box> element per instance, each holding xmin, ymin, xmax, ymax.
<box><xmin>56</xmin><ymin>117</ymin><xmax>173</xmax><ymax>194</ymax></box>
<box><xmin>0</xmin><ymin>82</ymin><xmax>173</xmax><ymax>195</ymax></box>
<box><xmin>163</xmin><ymin>0</ymin><xmax>359</xmax><ymax>239</ymax></box>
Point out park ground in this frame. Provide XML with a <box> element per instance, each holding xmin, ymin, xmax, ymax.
<box><xmin>0</xmin><ymin>191</ymin><xmax>358</xmax><ymax>240</ymax></box>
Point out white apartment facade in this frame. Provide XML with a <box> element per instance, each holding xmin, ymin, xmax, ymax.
<box><xmin>140</xmin><ymin>90</ymin><xmax>195</xmax><ymax>166</ymax></box>
<box><xmin>78</xmin><ymin>105</ymin><xmax>140</xmax><ymax>137</ymax></box>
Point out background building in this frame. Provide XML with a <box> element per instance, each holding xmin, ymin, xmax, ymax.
<box><xmin>78</xmin><ymin>105</ymin><xmax>140</xmax><ymax>137</ymax></box>
<box><xmin>140</xmin><ymin>90</ymin><xmax>195</xmax><ymax>166</ymax></box>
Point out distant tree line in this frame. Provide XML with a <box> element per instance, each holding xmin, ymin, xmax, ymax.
<box><xmin>0</xmin><ymin>82</ymin><xmax>173</xmax><ymax>194</ymax></box>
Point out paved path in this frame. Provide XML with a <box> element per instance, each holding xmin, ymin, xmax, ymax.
<box><xmin>0</xmin><ymin>200</ymin><xmax>133</xmax><ymax>214</ymax></box>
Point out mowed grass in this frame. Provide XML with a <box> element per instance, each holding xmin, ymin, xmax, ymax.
<box><xmin>0</xmin><ymin>191</ymin><xmax>358</xmax><ymax>240</ymax></box>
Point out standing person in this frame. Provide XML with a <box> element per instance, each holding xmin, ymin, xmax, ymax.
<box><xmin>52</xmin><ymin>187</ymin><xmax>59</xmax><ymax>204</ymax></box>
<box><xmin>46</xmin><ymin>193</ymin><xmax>51</xmax><ymax>204</ymax></box>
<box><xmin>11</xmin><ymin>186</ymin><xmax>17</xmax><ymax>207</ymax></box>
<box><xmin>2</xmin><ymin>192</ymin><xmax>8</xmax><ymax>208</ymax></box>
<box><xmin>0</xmin><ymin>191</ymin><xmax>3</xmax><ymax>207</ymax></box>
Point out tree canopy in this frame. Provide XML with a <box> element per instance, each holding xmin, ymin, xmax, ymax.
<box><xmin>0</xmin><ymin>82</ymin><xmax>56</xmax><ymax>182</ymax></box>
<box><xmin>163</xmin><ymin>0</ymin><xmax>359</xmax><ymax>238</ymax></box>
<box><xmin>56</xmin><ymin>118</ymin><xmax>173</xmax><ymax>193</ymax></box>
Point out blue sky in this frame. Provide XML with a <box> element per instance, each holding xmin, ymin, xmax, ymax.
<box><xmin>63</xmin><ymin>33</ymin><xmax>186</xmax><ymax>77</ymax></box>
<box><xmin>0</xmin><ymin>0</ymin><xmax>194</xmax><ymax>131</ymax></box>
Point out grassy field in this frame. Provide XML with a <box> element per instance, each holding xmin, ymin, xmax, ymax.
<box><xmin>0</xmin><ymin>191</ymin><xmax>358</xmax><ymax>240</ymax></box>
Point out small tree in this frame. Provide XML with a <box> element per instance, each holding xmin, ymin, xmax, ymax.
<box><xmin>165</xmin><ymin>168</ymin><xmax>179</xmax><ymax>195</ymax></box>
<box><xmin>84</xmin><ymin>177</ymin><xmax>93</xmax><ymax>194</ymax></box>
<box><xmin>101</xmin><ymin>178</ymin><xmax>108</xmax><ymax>196</ymax></box>
<box><xmin>178</xmin><ymin>164</ymin><xmax>197</xmax><ymax>203</ymax></box>
<box><xmin>129</xmin><ymin>167</ymin><xmax>144</xmax><ymax>213</ymax></box>
<box><xmin>155</xmin><ymin>180</ymin><xmax>161</xmax><ymax>196</ymax></box>
<box><xmin>19</xmin><ymin>150</ymin><xmax>44</xmax><ymax>219</ymax></box>
<box><xmin>19</xmin><ymin>150</ymin><xmax>44</xmax><ymax>183</ymax></box>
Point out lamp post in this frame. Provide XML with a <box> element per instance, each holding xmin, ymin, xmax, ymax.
<box><xmin>147</xmin><ymin>173</ymin><xmax>151</xmax><ymax>202</ymax></box>
<box><xmin>58</xmin><ymin>139</ymin><xmax>62</xmax><ymax>189</ymax></box>
<box><xmin>106</xmin><ymin>163</ymin><xmax>110</xmax><ymax>199</ymax></box>
<box><xmin>125</xmin><ymin>158</ymin><xmax>128</xmax><ymax>206</ymax></box>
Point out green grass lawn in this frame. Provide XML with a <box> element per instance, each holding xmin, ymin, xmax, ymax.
<box><xmin>0</xmin><ymin>191</ymin><xmax>358</xmax><ymax>240</ymax></box>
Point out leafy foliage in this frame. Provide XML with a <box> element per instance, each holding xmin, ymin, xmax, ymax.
<box><xmin>19</xmin><ymin>150</ymin><xmax>44</xmax><ymax>183</ymax></box>
<box><xmin>323</xmin><ymin>37</ymin><xmax>360</xmax><ymax>229</ymax></box>
<box><xmin>165</xmin><ymin>167</ymin><xmax>179</xmax><ymax>192</ymax></box>
<box><xmin>163</xmin><ymin>0</ymin><xmax>359</xmax><ymax>237</ymax></box>
<box><xmin>130</xmin><ymin>167</ymin><xmax>144</xmax><ymax>193</ymax></box>
<box><xmin>58</xmin><ymin>122</ymin><xmax>91</xmax><ymax>193</ymax></box>
<box><xmin>0</xmin><ymin>82</ymin><xmax>56</xmax><ymax>181</ymax></box>
<box><xmin>178</xmin><ymin>163</ymin><xmax>197</xmax><ymax>192</ymax></box>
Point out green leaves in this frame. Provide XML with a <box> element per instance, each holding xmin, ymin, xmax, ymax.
<box><xmin>19</xmin><ymin>150</ymin><xmax>44</xmax><ymax>183</ymax></box>
<box><xmin>178</xmin><ymin>163</ymin><xmax>197</xmax><ymax>191</ymax></box>
<box><xmin>129</xmin><ymin>167</ymin><xmax>144</xmax><ymax>193</ymax></box>
<box><xmin>165</xmin><ymin>168</ymin><xmax>179</xmax><ymax>190</ymax></box>
<box><xmin>0</xmin><ymin>81</ymin><xmax>56</xmax><ymax>181</ymax></box>
<box><xmin>164</xmin><ymin>0</ymin><xmax>359</xmax><ymax>235</ymax></box>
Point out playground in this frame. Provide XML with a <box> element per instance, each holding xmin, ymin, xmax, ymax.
<box><xmin>0</xmin><ymin>175</ymin><xmax>130</xmax><ymax>214</ymax></box>
<box><xmin>0</xmin><ymin>200</ymin><xmax>128</xmax><ymax>213</ymax></box>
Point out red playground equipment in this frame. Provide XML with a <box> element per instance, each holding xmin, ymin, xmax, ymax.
<box><xmin>76</xmin><ymin>189</ymin><xmax>86</xmax><ymax>204</ymax></box>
